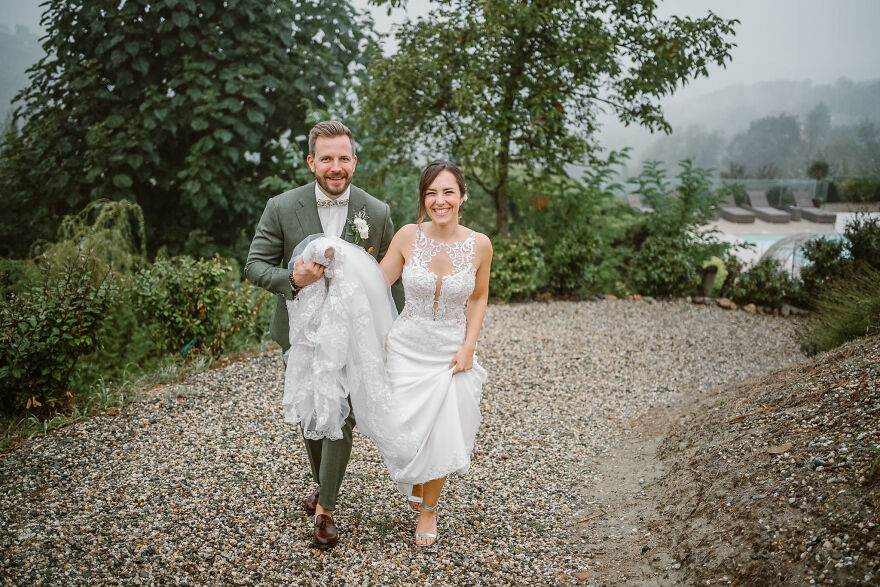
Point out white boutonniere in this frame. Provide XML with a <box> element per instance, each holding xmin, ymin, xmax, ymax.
<box><xmin>347</xmin><ymin>206</ymin><xmax>369</xmax><ymax>244</ymax></box>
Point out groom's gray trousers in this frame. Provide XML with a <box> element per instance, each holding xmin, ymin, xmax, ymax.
<box><xmin>303</xmin><ymin>405</ymin><xmax>355</xmax><ymax>511</ymax></box>
<box><xmin>283</xmin><ymin>350</ymin><xmax>355</xmax><ymax>511</ymax></box>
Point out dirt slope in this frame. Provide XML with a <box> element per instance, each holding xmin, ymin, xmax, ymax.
<box><xmin>655</xmin><ymin>335</ymin><xmax>880</xmax><ymax>584</ymax></box>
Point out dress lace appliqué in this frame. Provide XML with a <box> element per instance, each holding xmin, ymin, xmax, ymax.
<box><xmin>282</xmin><ymin>236</ymin><xmax>396</xmax><ymax>442</ymax></box>
<box><xmin>398</xmin><ymin>226</ymin><xmax>477</xmax><ymax>327</ymax></box>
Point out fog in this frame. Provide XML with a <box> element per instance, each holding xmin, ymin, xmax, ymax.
<box><xmin>352</xmin><ymin>0</ymin><xmax>880</xmax><ymax>169</ymax></box>
<box><xmin>352</xmin><ymin>0</ymin><xmax>880</xmax><ymax>100</ymax></box>
<box><xmin>4</xmin><ymin>0</ymin><xmax>879</xmax><ymax>169</ymax></box>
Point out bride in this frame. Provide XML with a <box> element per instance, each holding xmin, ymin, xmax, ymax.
<box><xmin>283</xmin><ymin>160</ymin><xmax>492</xmax><ymax>547</ymax></box>
<box><xmin>377</xmin><ymin>160</ymin><xmax>493</xmax><ymax>546</ymax></box>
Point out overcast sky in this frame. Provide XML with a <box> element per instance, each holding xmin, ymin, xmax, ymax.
<box><xmin>3</xmin><ymin>0</ymin><xmax>879</xmax><ymax>103</ymax></box>
<box><xmin>352</xmin><ymin>0</ymin><xmax>880</xmax><ymax>104</ymax></box>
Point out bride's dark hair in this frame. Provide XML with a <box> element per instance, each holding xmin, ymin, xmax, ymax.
<box><xmin>417</xmin><ymin>159</ymin><xmax>467</xmax><ymax>223</ymax></box>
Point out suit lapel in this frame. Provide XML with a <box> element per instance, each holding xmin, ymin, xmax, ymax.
<box><xmin>293</xmin><ymin>182</ymin><xmax>322</xmax><ymax>237</ymax></box>
<box><xmin>342</xmin><ymin>187</ymin><xmax>367</xmax><ymax>244</ymax></box>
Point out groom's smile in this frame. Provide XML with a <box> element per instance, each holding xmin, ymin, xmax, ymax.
<box><xmin>307</xmin><ymin>134</ymin><xmax>357</xmax><ymax>198</ymax></box>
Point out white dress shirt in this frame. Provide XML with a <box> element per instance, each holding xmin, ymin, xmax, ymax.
<box><xmin>315</xmin><ymin>184</ymin><xmax>350</xmax><ymax>238</ymax></box>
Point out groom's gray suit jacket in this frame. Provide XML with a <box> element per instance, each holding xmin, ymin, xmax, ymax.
<box><xmin>244</xmin><ymin>181</ymin><xmax>403</xmax><ymax>351</ymax></box>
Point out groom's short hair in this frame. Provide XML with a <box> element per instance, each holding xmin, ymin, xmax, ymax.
<box><xmin>308</xmin><ymin>121</ymin><xmax>355</xmax><ymax>157</ymax></box>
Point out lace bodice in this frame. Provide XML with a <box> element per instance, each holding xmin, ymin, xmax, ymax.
<box><xmin>398</xmin><ymin>226</ymin><xmax>477</xmax><ymax>326</ymax></box>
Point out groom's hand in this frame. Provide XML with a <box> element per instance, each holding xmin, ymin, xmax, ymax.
<box><xmin>291</xmin><ymin>256</ymin><xmax>325</xmax><ymax>288</ymax></box>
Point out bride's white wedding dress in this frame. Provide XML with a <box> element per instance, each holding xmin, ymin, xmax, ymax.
<box><xmin>283</xmin><ymin>227</ymin><xmax>486</xmax><ymax>495</ymax></box>
<box><xmin>383</xmin><ymin>226</ymin><xmax>486</xmax><ymax>495</ymax></box>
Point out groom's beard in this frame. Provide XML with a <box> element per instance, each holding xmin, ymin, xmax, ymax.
<box><xmin>315</xmin><ymin>171</ymin><xmax>352</xmax><ymax>197</ymax></box>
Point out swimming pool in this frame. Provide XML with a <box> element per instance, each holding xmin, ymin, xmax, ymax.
<box><xmin>732</xmin><ymin>233</ymin><xmax>846</xmax><ymax>273</ymax></box>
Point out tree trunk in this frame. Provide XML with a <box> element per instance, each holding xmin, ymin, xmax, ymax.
<box><xmin>494</xmin><ymin>187</ymin><xmax>511</xmax><ymax>238</ymax></box>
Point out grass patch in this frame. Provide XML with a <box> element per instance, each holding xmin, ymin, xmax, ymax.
<box><xmin>799</xmin><ymin>264</ymin><xmax>880</xmax><ymax>355</ymax></box>
<box><xmin>0</xmin><ymin>338</ymin><xmax>274</xmax><ymax>452</ymax></box>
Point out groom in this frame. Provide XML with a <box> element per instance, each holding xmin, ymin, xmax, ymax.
<box><xmin>245</xmin><ymin>120</ymin><xmax>402</xmax><ymax>549</ymax></box>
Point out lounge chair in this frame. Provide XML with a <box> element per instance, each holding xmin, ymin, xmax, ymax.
<box><xmin>625</xmin><ymin>193</ymin><xmax>653</xmax><ymax>213</ymax></box>
<box><xmin>718</xmin><ymin>193</ymin><xmax>756</xmax><ymax>223</ymax></box>
<box><xmin>746</xmin><ymin>191</ymin><xmax>790</xmax><ymax>223</ymax></box>
<box><xmin>793</xmin><ymin>191</ymin><xmax>836</xmax><ymax>224</ymax></box>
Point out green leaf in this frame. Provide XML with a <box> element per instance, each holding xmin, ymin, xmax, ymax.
<box><xmin>127</xmin><ymin>154</ymin><xmax>144</xmax><ymax>169</ymax></box>
<box><xmin>132</xmin><ymin>58</ymin><xmax>149</xmax><ymax>75</ymax></box>
<box><xmin>113</xmin><ymin>174</ymin><xmax>134</xmax><ymax>188</ymax></box>
<box><xmin>105</xmin><ymin>114</ymin><xmax>126</xmax><ymax>129</ymax></box>
<box><xmin>213</xmin><ymin>129</ymin><xmax>234</xmax><ymax>143</ymax></box>
<box><xmin>172</xmin><ymin>12</ymin><xmax>190</xmax><ymax>29</ymax></box>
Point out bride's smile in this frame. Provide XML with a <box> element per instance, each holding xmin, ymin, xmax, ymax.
<box><xmin>424</xmin><ymin>170</ymin><xmax>464</xmax><ymax>226</ymax></box>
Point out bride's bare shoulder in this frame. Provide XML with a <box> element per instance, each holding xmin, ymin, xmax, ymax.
<box><xmin>394</xmin><ymin>223</ymin><xmax>419</xmax><ymax>239</ymax></box>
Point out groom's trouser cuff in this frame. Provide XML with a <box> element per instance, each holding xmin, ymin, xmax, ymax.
<box><xmin>302</xmin><ymin>408</ymin><xmax>355</xmax><ymax>511</ymax></box>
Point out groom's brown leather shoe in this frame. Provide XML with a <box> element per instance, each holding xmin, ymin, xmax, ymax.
<box><xmin>303</xmin><ymin>486</ymin><xmax>320</xmax><ymax>515</ymax></box>
<box><xmin>312</xmin><ymin>514</ymin><xmax>338</xmax><ymax>550</ymax></box>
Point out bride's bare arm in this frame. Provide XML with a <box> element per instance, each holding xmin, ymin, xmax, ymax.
<box><xmin>450</xmin><ymin>233</ymin><xmax>493</xmax><ymax>374</ymax></box>
<box><xmin>380</xmin><ymin>224</ymin><xmax>415</xmax><ymax>285</ymax></box>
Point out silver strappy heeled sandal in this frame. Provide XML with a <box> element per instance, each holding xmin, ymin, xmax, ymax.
<box><xmin>406</xmin><ymin>494</ymin><xmax>422</xmax><ymax>514</ymax></box>
<box><xmin>415</xmin><ymin>502</ymin><xmax>439</xmax><ymax>547</ymax></box>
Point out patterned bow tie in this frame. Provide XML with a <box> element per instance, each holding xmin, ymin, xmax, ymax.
<box><xmin>316</xmin><ymin>198</ymin><xmax>349</xmax><ymax>208</ymax></box>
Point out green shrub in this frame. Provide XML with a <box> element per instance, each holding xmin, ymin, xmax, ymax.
<box><xmin>800</xmin><ymin>264</ymin><xmax>880</xmax><ymax>355</ymax></box>
<box><xmin>800</xmin><ymin>236</ymin><xmax>849</xmax><ymax>298</ymax></box>
<box><xmin>799</xmin><ymin>214</ymin><xmax>880</xmax><ymax>306</ymax></box>
<box><xmin>621</xmin><ymin>159</ymin><xmax>733</xmax><ymax>297</ymax></box>
<box><xmin>133</xmin><ymin>255</ymin><xmax>271</xmax><ymax>357</ymax></box>
<box><xmin>627</xmin><ymin>233</ymin><xmax>704</xmax><ymax>297</ymax></box>
<box><xmin>490</xmin><ymin>230</ymin><xmax>547</xmax><ymax>301</ymax></box>
<box><xmin>0</xmin><ymin>251</ymin><xmax>117</xmax><ymax>412</ymax></box>
<box><xmin>134</xmin><ymin>256</ymin><xmax>232</xmax><ymax>354</ymax></box>
<box><xmin>727</xmin><ymin>257</ymin><xmax>803</xmax><ymax>309</ymax></box>
<box><xmin>0</xmin><ymin>258</ymin><xmax>27</xmax><ymax>297</ymax></box>
<box><xmin>843</xmin><ymin>214</ymin><xmax>880</xmax><ymax>268</ymax></box>
<box><xmin>226</xmin><ymin>278</ymin><xmax>273</xmax><ymax>345</ymax></box>
<box><xmin>547</xmin><ymin>227</ymin><xmax>600</xmax><ymax>294</ymax></box>
<box><xmin>70</xmin><ymin>296</ymin><xmax>149</xmax><ymax>386</ymax></box>
<box><xmin>52</xmin><ymin>199</ymin><xmax>147</xmax><ymax>272</ymax></box>
<box><xmin>839</xmin><ymin>176</ymin><xmax>880</xmax><ymax>203</ymax></box>
<box><xmin>517</xmin><ymin>156</ymin><xmax>637</xmax><ymax>254</ymax></box>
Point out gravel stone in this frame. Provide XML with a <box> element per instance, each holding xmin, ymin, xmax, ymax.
<box><xmin>0</xmin><ymin>300</ymin><xmax>804</xmax><ymax>585</ymax></box>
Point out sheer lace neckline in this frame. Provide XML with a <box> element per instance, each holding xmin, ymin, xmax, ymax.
<box><xmin>401</xmin><ymin>224</ymin><xmax>477</xmax><ymax>323</ymax></box>
<box><xmin>416</xmin><ymin>224</ymin><xmax>475</xmax><ymax>246</ymax></box>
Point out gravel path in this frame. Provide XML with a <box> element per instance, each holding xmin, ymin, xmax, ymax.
<box><xmin>0</xmin><ymin>300</ymin><xmax>804</xmax><ymax>585</ymax></box>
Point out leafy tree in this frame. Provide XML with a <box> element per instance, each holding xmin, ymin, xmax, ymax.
<box><xmin>726</xmin><ymin>114</ymin><xmax>806</xmax><ymax>178</ymax></box>
<box><xmin>806</xmin><ymin>159</ymin><xmax>830</xmax><ymax>180</ymax></box>
<box><xmin>361</xmin><ymin>0</ymin><xmax>737</xmax><ymax>236</ymax></box>
<box><xmin>0</xmin><ymin>0</ymin><xmax>374</xmax><ymax>258</ymax></box>
<box><xmin>720</xmin><ymin>161</ymin><xmax>746</xmax><ymax>179</ymax></box>
<box><xmin>642</xmin><ymin>124</ymin><xmax>726</xmax><ymax>172</ymax></box>
<box><xmin>805</xmin><ymin>101</ymin><xmax>830</xmax><ymax>150</ymax></box>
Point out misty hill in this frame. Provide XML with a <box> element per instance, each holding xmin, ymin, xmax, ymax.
<box><xmin>662</xmin><ymin>78</ymin><xmax>880</xmax><ymax>136</ymax></box>
<box><xmin>598</xmin><ymin>78</ymin><xmax>880</xmax><ymax>177</ymax></box>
